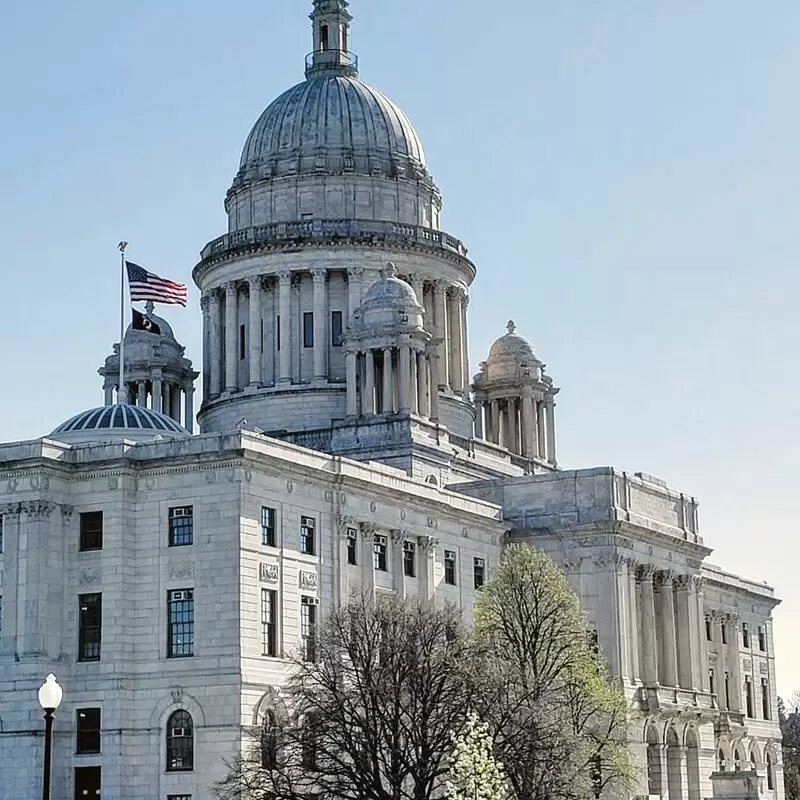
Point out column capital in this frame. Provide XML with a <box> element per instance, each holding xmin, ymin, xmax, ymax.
<box><xmin>655</xmin><ymin>569</ymin><xmax>676</xmax><ymax>587</ymax></box>
<box><xmin>636</xmin><ymin>564</ymin><xmax>657</xmax><ymax>582</ymax></box>
<box><xmin>247</xmin><ymin>275</ymin><xmax>264</xmax><ymax>291</ymax></box>
<box><xmin>277</xmin><ymin>270</ymin><xmax>292</xmax><ymax>285</ymax></box>
<box><xmin>225</xmin><ymin>280</ymin><xmax>239</xmax><ymax>295</ymax></box>
<box><xmin>200</xmin><ymin>295</ymin><xmax>211</xmax><ymax>312</ymax></box>
<box><xmin>347</xmin><ymin>267</ymin><xmax>364</xmax><ymax>280</ymax></box>
<box><xmin>417</xmin><ymin>534</ymin><xmax>439</xmax><ymax>552</ymax></box>
<box><xmin>674</xmin><ymin>573</ymin><xmax>695</xmax><ymax>590</ymax></box>
<box><xmin>311</xmin><ymin>267</ymin><xmax>327</xmax><ymax>283</ymax></box>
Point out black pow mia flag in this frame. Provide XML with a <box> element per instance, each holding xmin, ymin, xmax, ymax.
<box><xmin>131</xmin><ymin>308</ymin><xmax>161</xmax><ymax>335</ymax></box>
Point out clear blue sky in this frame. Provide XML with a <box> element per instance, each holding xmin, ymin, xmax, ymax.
<box><xmin>1</xmin><ymin>1</ymin><xmax>798</xmax><ymax>691</ymax></box>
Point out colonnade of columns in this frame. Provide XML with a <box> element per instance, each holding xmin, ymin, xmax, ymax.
<box><xmin>708</xmin><ymin>610</ymin><xmax>743</xmax><ymax>712</ymax></box>
<box><xmin>345</xmin><ymin>340</ymin><xmax>434</xmax><ymax>419</ymax></box>
<box><xmin>474</xmin><ymin>393</ymin><xmax>557</xmax><ymax>463</ymax></box>
<box><xmin>630</xmin><ymin>565</ymin><xmax>707</xmax><ymax>691</ymax></box>
<box><xmin>201</xmin><ymin>269</ymin><xmax>470</xmax><ymax>401</ymax></box>
<box><xmin>106</xmin><ymin>379</ymin><xmax>194</xmax><ymax>432</ymax></box>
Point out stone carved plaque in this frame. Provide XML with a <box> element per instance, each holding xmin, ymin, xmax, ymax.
<box><xmin>760</xmin><ymin>662</ymin><xmax>768</xmax><ymax>675</ymax></box>
<box><xmin>298</xmin><ymin>570</ymin><xmax>318</xmax><ymax>590</ymax></box>
<box><xmin>259</xmin><ymin>563</ymin><xmax>279</xmax><ymax>584</ymax></box>
<box><xmin>79</xmin><ymin>569</ymin><xmax>101</xmax><ymax>585</ymax></box>
<box><xmin>168</xmin><ymin>564</ymin><xmax>193</xmax><ymax>579</ymax></box>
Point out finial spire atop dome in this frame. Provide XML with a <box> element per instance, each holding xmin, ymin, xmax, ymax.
<box><xmin>507</xmin><ymin>320</ymin><xmax>516</xmax><ymax>334</ymax></box>
<box><xmin>306</xmin><ymin>0</ymin><xmax>359</xmax><ymax>79</ymax></box>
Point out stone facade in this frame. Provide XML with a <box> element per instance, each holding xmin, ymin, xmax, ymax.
<box><xmin>0</xmin><ymin>2</ymin><xmax>785</xmax><ymax>799</ymax></box>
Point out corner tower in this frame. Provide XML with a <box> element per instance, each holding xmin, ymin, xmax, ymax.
<box><xmin>194</xmin><ymin>1</ymin><xmax>476</xmax><ymax>445</ymax></box>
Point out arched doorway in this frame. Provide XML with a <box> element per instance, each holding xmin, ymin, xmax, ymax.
<box><xmin>686</xmin><ymin>727</ymin><xmax>701</xmax><ymax>800</ymax></box>
<box><xmin>666</xmin><ymin>727</ymin><xmax>683</xmax><ymax>800</ymax></box>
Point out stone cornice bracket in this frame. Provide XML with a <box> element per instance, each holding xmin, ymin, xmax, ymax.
<box><xmin>60</xmin><ymin>504</ymin><xmax>75</xmax><ymax>524</ymax></box>
<box><xmin>636</xmin><ymin>564</ymin><xmax>657</xmax><ymax>582</ymax></box>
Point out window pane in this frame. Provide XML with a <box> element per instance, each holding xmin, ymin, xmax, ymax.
<box><xmin>78</xmin><ymin>593</ymin><xmax>102</xmax><ymax>661</ymax></box>
<box><xmin>262</xmin><ymin>589</ymin><xmax>277</xmax><ymax>657</ymax></box>
<box><xmin>79</xmin><ymin>511</ymin><xmax>103</xmax><ymax>552</ymax></box>
<box><xmin>473</xmin><ymin>557</ymin><xmax>485</xmax><ymax>589</ymax></box>
<box><xmin>346</xmin><ymin>529</ymin><xmax>357</xmax><ymax>565</ymax></box>
<box><xmin>166</xmin><ymin>709</ymin><xmax>194</xmax><ymax>771</ymax></box>
<box><xmin>331</xmin><ymin>311</ymin><xmax>343</xmax><ymax>346</ymax></box>
<box><xmin>169</xmin><ymin>506</ymin><xmax>194</xmax><ymax>547</ymax></box>
<box><xmin>76</xmin><ymin>708</ymin><xmax>101</xmax><ymax>754</ymax></box>
<box><xmin>301</xmin><ymin>597</ymin><xmax>317</xmax><ymax>661</ymax></box>
<box><xmin>262</xmin><ymin>507</ymin><xmax>276</xmax><ymax>548</ymax></box>
<box><xmin>444</xmin><ymin>550</ymin><xmax>457</xmax><ymax>585</ymax></box>
<box><xmin>403</xmin><ymin>541</ymin><xmax>415</xmax><ymax>577</ymax></box>
<box><xmin>303</xmin><ymin>312</ymin><xmax>314</xmax><ymax>348</ymax></box>
<box><xmin>300</xmin><ymin>517</ymin><xmax>315</xmax><ymax>555</ymax></box>
<box><xmin>168</xmin><ymin>590</ymin><xmax>195</xmax><ymax>658</ymax></box>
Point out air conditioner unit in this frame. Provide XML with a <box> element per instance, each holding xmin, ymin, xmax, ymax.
<box><xmin>304</xmin><ymin>597</ymin><xmax>320</xmax><ymax>606</ymax></box>
<box><xmin>171</xmin><ymin>727</ymin><xmax>188</xmax><ymax>737</ymax></box>
<box><xmin>172</xmin><ymin>508</ymin><xmax>191</xmax><ymax>517</ymax></box>
<box><xmin>170</xmin><ymin>590</ymin><xmax>193</xmax><ymax>602</ymax></box>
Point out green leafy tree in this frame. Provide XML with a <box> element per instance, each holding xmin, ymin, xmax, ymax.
<box><xmin>472</xmin><ymin>544</ymin><xmax>633</xmax><ymax>800</ymax></box>
<box><xmin>780</xmin><ymin>693</ymin><xmax>800</xmax><ymax>800</ymax></box>
<box><xmin>447</xmin><ymin>711</ymin><xmax>508</xmax><ymax>800</ymax></box>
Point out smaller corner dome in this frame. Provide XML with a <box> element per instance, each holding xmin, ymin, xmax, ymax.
<box><xmin>361</xmin><ymin>263</ymin><xmax>423</xmax><ymax>312</ymax></box>
<box><xmin>124</xmin><ymin>312</ymin><xmax>175</xmax><ymax>342</ymax></box>
<box><xmin>50</xmin><ymin>404</ymin><xmax>190</xmax><ymax>444</ymax></box>
<box><xmin>487</xmin><ymin>321</ymin><xmax>541</xmax><ymax>366</ymax></box>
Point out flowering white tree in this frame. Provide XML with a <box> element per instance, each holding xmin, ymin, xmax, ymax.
<box><xmin>447</xmin><ymin>711</ymin><xmax>509</xmax><ymax>800</ymax></box>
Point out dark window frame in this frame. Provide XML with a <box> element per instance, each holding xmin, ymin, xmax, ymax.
<box><xmin>168</xmin><ymin>506</ymin><xmax>194</xmax><ymax>547</ymax></box>
<box><xmin>74</xmin><ymin>767</ymin><xmax>101</xmax><ymax>799</ymax></box>
<box><xmin>331</xmin><ymin>311</ymin><xmax>343</xmax><ymax>347</ymax></box>
<box><xmin>403</xmin><ymin>541</ymin><xmax>415</xmax><ymax>577</ymax></box>
<box><xmin>709</xmin><ymin>668</ymin><xmax>715</xmax><ymax>697</ymax></box>
<box><xmin>276</xmin><ymin>315</ymin><xmax>281</xmax><ymax>351</ymax></box>
<box><xmin>721</xmin><ymin>621</ymin><xmax>728</xmax><ymax>644</ymax></box>
<box><xmin>166</xmin><ymin>709</ymin><xmax>194</xmax><ymax>772</ymax></box>
<box><xmin>346</xmin><ymin>528</ymin><xmax>358</xmax><ymax>566</ymax></box>
<box><xmin>301</xmin><ymin>596</ymin><xmax>317</xmax><ymax>662</ymax></box>
<box><xmin>239</xmin><ymin>323</ymin><xmax>246</xmax><ymax>359</ymax></box>
<box><xmin>742</xmin><ymin>622</ymin><xmax>750</xmax><ymax>649</ymax></box>
<box><xmin>373</xmin><ymin>535</ymin><xmax>388</xmax><ymax>572</ymax></box>
<box><xmin>705</xmin><ymin>616</ymin><xmax>712</xmax><ymax>641</ymax></box>
<box><xmin>745</xmin><ymin>676</ymin><xmax>754</xmax><ymax>718</ymax></box>
<box><xmin>762</xmin><ymin>678</ymin><xmax>771</xmax><ymax>720</ymax></box>
<box><xmin>300</xmin><ymin>516</ymin><xmax>316</xmax><ymax>555</ymax></box>
<box><xmin>444</xmin><ymin>549</ymin><xmax>457</xmax><ymax>586</ymax></box>
<box><xmin>303</xmin><ymin>312</ymin><xmax>314</xmax><ymax>348</ymax></box>
<box><xmin>79</xmin><ymin>511</ymin><xmax>104</xmax><ymax>552</ymax></box>
<box><xmin>78</xmin><ymin>593</ymin><xmax>102</xmax><ymax>662</ymax></box>
<box><xmin>167</xmin><ymin>589</ymin><xmax>195</xmax><ymax>659</ymax></box>
<box><xmin>262</xmin><ymin>588</ymin><xmax>277</xmax><ymax>657</ymax></box>
<box><xmin>473</xmin><ymin>557</ymin><xmax>485</xmax><ymax>589</ymax></box>
<box><xmin>76</xmin><ymin>707</ymin><xmax>101</xmax><ymax>754</ymax></box>
<box><xmin>0</xmin><ymin>513</ymin><xmax>4</xmax><ymax>554</ymax></box>
<box><xmin>262</xmin><ymin>507</ymin><xmax>277</xmax><ymax>548</ymax></box>
<box><xmin>758</xmin><ymin>625</ymin><xmax>767</xmax><ymax>652</ymax></box>
<box><xmin>262</xmin><ymin>711</ymin><xmax>278</xmax><ymax>770</ymax></box>
<box><xmin>724</xmin><ymin>671</ymin><xmax>731</xmax><ymax>709</ymax></box>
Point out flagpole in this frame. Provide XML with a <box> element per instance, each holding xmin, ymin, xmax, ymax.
<box><xmin>118</xmin><ymin>241</ymin><xmax>128</xmax><ymax>404</ymax></box>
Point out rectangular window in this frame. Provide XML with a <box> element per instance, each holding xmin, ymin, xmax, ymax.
<box><xmin>403</xmin><ymin>541</ymin><xmax>415</xmax><ymax>577</ymax></box>
<box><xmin>758</xmin><ymin>625</ymin><xmax>767</xmax><ymax>652</ymax></box>
<box><xmin>373</xmin><ymin>535</ymin><xmax>387</xmax><ymax>572</ymax></box>
<box><xmin>444</xmin><ymin>549</ymin><xmax>457</xmax><ymax>586</ymax></box>
<box><xmin>168</xmin><ymin>796</ymin><xmax>193</xmax><ymax>800</ymax></box>
<box><xmin>276</xmin><ymin>315</ymin><xmax>281</xmax><ymax>351</ymax></box>
<box><xmin>167</xmin><ymin>589</ymin><xmax>195</xmax><ymax>658</ymax></box>
<box><xmin>0</xmin><ymin>513</ymin><xmax>3</xmax><ymax>554</ymax></box>
<box><xmin>473</xmin><ymin>557</ymin><xmax>485</xmax><ymax>589</ymax></box>
<box><xmin>261</xmin><ymin>589</ymin><xmax>277</xmax><ymax>657</ymax></box>
<box><xmin>721</xmin><ymin>621</ymin><xmax>727</xmax><ymax>645</ymax></box>
<box><xmin>300</xmin><ymin>516</ymin><xmax>316</xmax><ymax>555</ymax></box>
<box><xmin>303</xmin><ymin>312</ymin><xmax>314</xmax><ymax>348</ymax></box>
<box><xmin>168</xmin><ymin>506</ymin><xmax>194</xmax><ymax>547</ymax></box>
<box><xmin>346</xmin><ymin>528</ymin><xmax>358</xmax><ymax>565</ymax></box>
<box><xmin>239</xmin><ymin>323</ymin><xmax>246</xmax><ymax>359</ymax></box>
<box><xmin>705</xmin><ymin>616</ymin><xmax>712</xmax><ymax>641</ymax></box>
<box><xmin>742</xmin><ymin>622</ymin><xmax>750</xmax><ymax>649</ymax></box>
<box><xmin>301</xmin><ymin>596</ymin><xmax>317</xmax><ymax>662</ymax></box>
<box><xmin>74</xmin><ymin>767</ymin><xmax>101</xmax><ymax>799</ymax></box>
<box><xmin>331</xmin><ymin>311</ymin><xmax>343</xmax><ymax>347</ymax></box>
<box><xmin>724</xmin><ymin>671</ymin><xmax>730</xmax><ymax>709</ymax></box>
<box><xmin>745</xmin><ymin>676</ymin><xmax>754</xmax><ymax>718</ymax></box>
<box><xmin>76</xmin><ymin>708</ymin><xmax>101</xmax><ymax>754</ymax></box>
<box><xmin>709</xmin><ymin>668</ymin><xmax>715</xmax><ymax>697</ymax></box>
<box><xmin>79</xmin><ymin>511</ymin><xmax>103</xmax><ymax>552</ymax></box>
<box><xmin>262</xmin><ymin>507</ymin><xmax>277</xmax><ymax>548</ymax></box>
<box><xmin>762</xmin><ymin>678</ymin><xmax>771</xmax><ymax>720</ymax></box>
<box><xmin>78</xmin><ymin>593</ymin><xmax>102</xmax><ymax>662</ymax></box>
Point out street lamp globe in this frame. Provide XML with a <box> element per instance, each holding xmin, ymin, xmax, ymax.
<box><xmin>38</xmin><ymin>674</ymin><xmax>63</xmax><ymax>712</ymax></box>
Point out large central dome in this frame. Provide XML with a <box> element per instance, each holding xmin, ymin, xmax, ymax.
<box><xmin>237</xmin><ymin>75</ymin><xmax>428</xmax><ymax>183</ymax></box>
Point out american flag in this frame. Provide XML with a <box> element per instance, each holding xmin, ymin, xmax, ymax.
<box><xmin>126</xmin><ymin>261</ymin><xmax>188</xmax><ymax>307</ymax></box>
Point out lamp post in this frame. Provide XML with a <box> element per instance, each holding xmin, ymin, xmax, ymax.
<box><xmin>38</xmin><ymin>674</ymin><xmax>63</xmax><ymax>800</ymax></box>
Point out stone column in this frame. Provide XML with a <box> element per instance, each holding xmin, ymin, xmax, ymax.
<box><xmin>410</xmin><ymin>274</ymin><xmax>425</xmax><ymax>308</ymax></box>
<box><xmin>409</xmin><ymin>349</ymin><xmax>418</xmax><ymax>413</ymax></box>
<box><xmin>657</xmin><ymin>571</ymin><xmax>679</xmax><ymax>688</ymax></box>
<box><xmin>674</xmin><ymin>574</ymin><xmax>695</xmax><ymax>689</ymax></box>
<box><xmin>522</xmin><ymin>394</ymin><xmax>536</xmax><ymax>457</ymax></box>
<box><xmin>399</xmin><ymin>342</ymin><xmax>411</xmax><ymax>411</ymax></box>
<box><xmin>391</xmin><ymin>531</ymin><xmax>406</xmax><ymax>598</ymax></box>
<box><xmin>312</xmin><ymin>268</ymin><xmax>327</xmax><ymax>381</ymax></box>
<box><xmin>627</xmin><ymin>559</ymin><xmax>641</xmax><ymax>682</ymax></box>
<box><xmin>417</xmin><ymin>352</ymin><xmax>429</xmax><ymax>417</ymax></box>
<box><xmin>209</xmin><ymin>290</ymin><xmax>222</xmax><ymax>398</ymax></box>
<box><xmin>433</xmin><ymin>282</ymin><xmax>449</xmax><ymax>390</ymax></box>
<box><xmin>201</xmin><ymin>295</ymin><xmax>211</xmax><ymax>400</ymax></box>
<box><xmin>537</xmin><ymin>401</ymin><xmax>547</xmax><ymax>460</ymax></box>
<box><xmin>183</xmin><ymin>383</ymin><xmax>194</xmax><ymax>433</ymax></box>
<box><xmin>360</xmin><ymin>528</ymin><xmax>376</xmax><ymax>596</ymax></box>
<box><xmin>507</xmin><ymin>398</ymin><xmax>518</xmax><ymax>454</ymax></box>
<box><xmin>418</xmin><ymin>535</ymin><xmax>437</xmax><ymax>600</ymax></box>
<box><xmin>162</xmin><ymin>382</ymin><xmax>171</xmax><ymax>414</ymax></box>
<box><xmin>225</xmin><ymin>282</ymin><xmax>239</xmax><ymax>393</ymax></box>
<box><xmin>365</xmin><ymin>349</ymin><xmax>375</xmax><ymax>414</ymax></box>
<box><xmin>447</xmin><ymin>288</ymin><xmax>463</xmax><ymax>394</ymax></box>
<box><xmin>137</xmin><ymin>381</ymin><xmax>147</xmax><ymax>406</ymax></box>
<box><xmin>727</xmin><ymin>613</ymin><xmax>742</xmax><ymax>711</ymax></box>
<box><xmin>696</xmin><ymin>578</ymin><xmax>710</xmax><ymax>692</ymax></box>
<box><xmin>498</xmin><ymin>402</ymin><xmax>508</xmax><ymax>449</ymax></box>
<box><xmin>490</xmin><ymin>399</ymin><xmax>500</xmax><ymax>445</ymax></box>
<box><xmin>171</xmin><ymin>384</ymin><xmax>182</xmax><ymax>421</ymax></box>
<box><xmin>474</xmin><ymin>397</ymin><xmax>484</xmax><ymax>439</ymax></box>
<box><xmin>460</xmin><ymin>292</ymin><xmax>470</xmax><ymax>398</ymax></box>
<box><xmin>545</xmin><ymin>399</ymin><xmax>557</xmax><ymax>465</ymax></box>
<box><xmin>248</xmin><ymin>276</ymin><xmax>262</xmax><ymax>387</ymax></box>
<box><xmin>104</xmin><ymin>385</ymin><xmax>114</xmax><ymax>406</ymax></box>
<box><xmin>278</xmin><ymin>271</ymin><xmax>292</xmax><ymax>384</ymax></box>
<box><xmin>381</xmin><ymin>348</ymin><xmax>393</xmax><ymax>413</ymax></box>
<box><xmin>637</xmin><ymin>565</ymin><xmax>659</xmax><ymax>685</ymax></box>
<box><xmin>347</xmin><ymin>267</ymin><xmax>363</xmax><ymax>321</ymax></box>
<box><xmin>152</xmin><ymin>372</ymin><xmax>162</xmax><ymax>413</ymax></box>
<box><xmin>429</xmin><ymin>351</ymin><xmax>441</xmax><ymax>421</ymax></box>
<box><xmin>345</xmin><ymin>352</ymin><xmax>358</xmax><ymax>416</ymax></box>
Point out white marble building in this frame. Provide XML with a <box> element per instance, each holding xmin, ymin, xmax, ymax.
<box><xmin>0</xmin><ymin>2</ymin><xmax>784</xmax><ymax>799</ymax></box>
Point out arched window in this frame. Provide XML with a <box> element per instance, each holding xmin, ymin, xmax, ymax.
<box><xmin>166</xmin><ymin>709</ymin><xmax>194</xmax><ymax>772</ymax></box>
<box><xmin>766</xmin><ymin>753</ymin><xmax>774</xmax><ymax>790</ymax></box>
<box><xmin>718</xmin><ymin>749</ymin><xmax>727</xmax><ymax>771</ymax></box>
<box><xmin>686</xmin><ymin>728</ymin><xmax>701</xmax><ymax>800</ymax></box>
<box><xmin>262</xmin><ymin>711</ymin><xmax>278</xmax><ymax>770</ymax></box>
<box><xmin>734</xmin><ymin>749</ymin><xmax>742</xmax><ymax>771</ymax></box>
<box><xmin>646</xmin><ymin>726</ymin><xmax>662</xmax><ymax>796</ymax></box>
<box><xmin>666</xmin><ymin>728</ymin><xmax>682</xmax><ymax>800</ymax></box>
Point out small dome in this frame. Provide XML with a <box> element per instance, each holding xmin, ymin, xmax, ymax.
<box><xmin>125</xmin><ymin>312</ymin><xmax>175</xmax><ymax>341</ymax></box>
<box><xmin>487</xmin><ymin>321</ymin><xmax>541</xmax><ymax>367</ymax></box>
<box><xmin>51</xmin><ymin>404</ymin><xmax>190</xmax><ymax>444</ymax></box>
<box><xmin>361</xmin><ymin>263</ymin><xmax>422</xmax><ymax>311</ymax></box>
<box><xmin>236</xmin><ymin>76</ymin><xmax>428</xmax><ymax>184</ymax></box>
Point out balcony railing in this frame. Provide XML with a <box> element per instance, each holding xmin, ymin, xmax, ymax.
<box><xmin>199</xmin><ymin>220</ymin><xmax>471</xmax><ymax>264</ymax></box>
<box><xmin>305</xmin><ymin>49</ymin><xmax>359</xmax><ymax>76</ymax></box>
